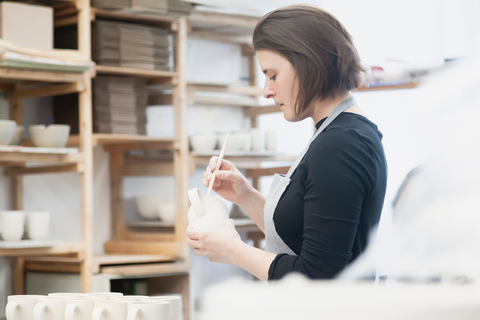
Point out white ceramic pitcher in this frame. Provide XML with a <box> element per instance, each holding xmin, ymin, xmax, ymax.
<box><xmin>187</xmin><ymin>188</ymin><xmax>229</xmax><ymax>230</ymax></box>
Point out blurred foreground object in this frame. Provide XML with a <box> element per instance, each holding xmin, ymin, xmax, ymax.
<box><xmin>198</xmin><ymin>274</ymin><xmax>480</xmax><ymax>320</ymax></box>
<box><xmin>340</xmin><ymin>58</ymin><xmax>480</xmax><ymax>282</ymax></box>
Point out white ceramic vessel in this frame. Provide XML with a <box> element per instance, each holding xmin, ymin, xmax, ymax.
<box><xmin>135</xmin><ymin>196</ymin><xmax>169</xmax><ymax>220</ymax></box>
<box><xmin>187</xmin><ymin>188</ymin><xmax>229</xmax><ymax>230</ymax></box>
<box><xmin>0</xmin><ymin>210</ymin><xmax>25</xmax><ymax>241</ymax></box>
<box><xmin>9</xmin><ymin>125</ymin><xmax>24</xmax><ymax>145</ymax></box>
<box><xmin>26</xmin><ymin>211</ymin><xmax>50</xmax><ymax>240</ymax></box>
<box><xmin>0</xmin><ymin>119</ymin><xmax>16</xmax><ymax>145</ymax></box>
<box><xmin>190</xmin><ymin>133</ymin><xmax>217</xmax><ymax>153</ymax></box>
<box><xmin>29</xmin><ymin>124</ymin><xmax>70</xmax><ymax>148</ymax></box>
<box><xmin>157</xmin><ymin>203</ymin><xmax>176</xmax><ymax>225</ymax></box>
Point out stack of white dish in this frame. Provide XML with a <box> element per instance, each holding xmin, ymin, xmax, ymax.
<box><xmin>0</xmin><ymin>211</ymin><xmax>50</xmax><ymax>241</ymax></box>
<box><xmin>134</xmin><ymin>196</ymin><xmax>176</xmax><ymax>225</ymax></box>
<box><xmin>0</xmin><ymin>120</ymin><xmax>70</xmax><ymax>148</ymax></box>
<box><xmin>6</xmin><ymin>292</ymin><xmax>183</xmax><ymax>320</ymax></box>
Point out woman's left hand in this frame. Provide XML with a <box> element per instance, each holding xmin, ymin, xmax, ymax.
<box><xmin>186</xmin><ymin>219</ymin><xmax>241</xmax><ymax>264</ymax></box>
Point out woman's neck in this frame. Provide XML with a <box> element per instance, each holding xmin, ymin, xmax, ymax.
<box><xmin>310</xmin><ymin>93</ymin><xmax>356</xmax><ymax>124</ymax></box>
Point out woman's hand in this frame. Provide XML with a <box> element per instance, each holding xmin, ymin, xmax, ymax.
<box><xmin>202</xmin><ymin>157</ymin><xmax>253</xmax><ymax>206</ymax></box>
<box><xmin>186</xmin><ymin>219</ymin><xmax>241</xmax><ymax>264</ymax></box>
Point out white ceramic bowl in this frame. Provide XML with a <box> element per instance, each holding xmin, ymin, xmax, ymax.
<box><xmin>0</xmin><ymin>119</ymin><xmax>16</xmax><ymax>145</ymax></box>
<box><xmin>9</xmin><ymin>125</ymin><xmax>24</xmax><ymax>145</ymax></box>
<box><xmin>135</xmin><ymin>196</ymin><xmax>169</xmax><ymax>220</ymax></box>
<box><xmin>157</xmin><ymin>203</ymin><xmax>176</xmax><ymax>225</ymax></box>
<box><xmin>29</xmin><ymin>124</ymin><xmax>70</xmax><ymax>148</ymax></box>
<box><xmin>190</xmin><ymin>133</ymin><xmax>217</xmax><ymax>153</ymax></box>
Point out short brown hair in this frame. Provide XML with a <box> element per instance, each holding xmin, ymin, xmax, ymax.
<box><xmin>253</xmin><ymin>5</ymin><xmax>364</xmax><ymax>114</ymax></box>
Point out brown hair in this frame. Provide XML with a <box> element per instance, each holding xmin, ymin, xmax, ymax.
<box><xmin>253</xmin><ymin>4</ymin><xmax>364</xmax><ymax>114</ymax></box>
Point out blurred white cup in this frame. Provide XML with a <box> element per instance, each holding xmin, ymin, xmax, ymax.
<box><xmin>143</xmin><ymin>295</ymin><xmax>183</xmax><ymax>320</ymax></box>
<box><xmin>33</xmin><ymin>297</ymin><xmax>66</xmax><ymax>320</ymax></box>
<box><xmin>27</xmin><ymin>211</ymin><xmax>50</xmax><ymax>240</ymax></box>
<box><xmin>92</xmin><ymin>300</ymin><xmax>128</xmax><ymax>320</ymax></box>
<box><xmin>6</xmin><ymin>295</ymin><xmax>46</xmax><ymax>320</ymax></box>
<box><xmin>265</xmin><ymin>130</ymin><xmax>277</xmax><ymax>151</ymax></box>
<box><xmin>85</xmin><ymin>292</ymin><xmax>123</xmax><ymax>299</ymax></box>
<box><xmin>250</xmin><ymin>128</ymin><xmax>263</xmax><ymax>152</ymax></box>
<box><xmin>65</xmin><ymin>297</ymin><xmax>98</xmax><ymax>320</ymax></box>
<box><xmin>1</xmin><ymin>211</ymin><xmax>25</xmax><ymax>241</ymax></box>
<box><xmin>127</xmin><ymin>301</ymin><xmax>170</xmax><ymax>320</ymax></box>
<box><xmin>242</xmin><ymin>133</ymin><xmax>252</xmax><ymax>153</ymax></box>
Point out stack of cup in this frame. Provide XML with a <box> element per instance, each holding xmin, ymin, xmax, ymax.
<box><xmin>6</xmin><ymin>292</ymin><xmax>183</xmax><ymax>320</ymax></box>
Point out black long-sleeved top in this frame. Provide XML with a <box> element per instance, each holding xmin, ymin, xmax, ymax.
<box><xmin>268</xmin><ymin>112</ymin><xmax>387</xmax><ymax>280</ymax></box>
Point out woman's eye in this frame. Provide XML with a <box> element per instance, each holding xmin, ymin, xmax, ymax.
<box><xmin>269</xmin><ymin>75</ymin><xmax>276</xmax><ymax>81</ymax></box>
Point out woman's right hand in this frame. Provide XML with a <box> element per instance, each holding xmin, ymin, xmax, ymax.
<box><xmin>202</xmin><ymin>156</ymin><xmax>253</xmax><ymax>205</ymax></box>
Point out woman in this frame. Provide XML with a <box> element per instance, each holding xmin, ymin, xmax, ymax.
<box><xmin>186</xmin><ymin>4</ymin><xmax>387</xmax><ymax>281</ymax></box>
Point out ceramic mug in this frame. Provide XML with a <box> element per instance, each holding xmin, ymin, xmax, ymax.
<box><xmin>127</xmin><ymin>301</ymin><xmax>170</xmax><ymax>320</ymax></box>
<box><xmin>33</xmin><ymin>297</ymin><xmax>66</xmax><ymax>320</ymax></box>
<box><xmin>187</xmin><ymin>187</ymin><xmax>229</xmax><ymax>230</ymax></box>
<box><xmin>0</xmin><ymin>211</ymin><xmax>25</xmax><ymax>241</ymax></box>
<box><xmin>265</xmin><ymin>130</ymin><xmax>277</xmax><ymax>151</ymax></box>
<box><xmin>250</xmin><ymin>128</ymin><xmax>263</xmax><ymax>152</ymax></box>
<box><xmin>143</xmin><ymin>295</ymin><xmax>183</xmax><ymax>320</ymax></box>
<box><xmin>64</xmin><ymin>296</ymin><xmax>107</xmax><ymax>320</ymax></box>
<box><xmin>92</xmin><ymin>299</ymin><xmax>128</xmax><ymax>320</ymax></box>
<box><xmin>27</xmin><ymin>211</ymin><xmax>50</xmax><ymax>240</ymax></box>
<box><xmin>6</xmin><ymin>295</ymin><xmax>46</xmax><ymax>320</ymax></box>
<box><xmin>85</xmin><ymin>292</ymin><xmax>123</xmax><ymax>299</ymax></box>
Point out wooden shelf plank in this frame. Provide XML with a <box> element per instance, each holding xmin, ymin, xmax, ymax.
<box><xmin>244</xmin><ymin>105</ymin><xmax>279</xmax><ymax>117</ymax></box>
<box><xmin>188</xmin><ymin>83</ymin><xmax>263</xmax><ymax>95</ymax></box>
<box><xmin>4</xmin><ymin>163</ymin><xmax>82</xmax><ymax>175</ymax></box>
<box><xmin>354</xmin><ymin>83</ymin><xmax>419</xmax><ymax>92</ymax></box>
<box><xmin>246</xmin><ymin>166</ymin><xmax>290</xmax><ymax>179</ymax></box>
<box><xmin>93</xmin><ymin>8</ymin><xmax>177</xmax><ymax>29</ymax></box>
<box><xmin>0</xmin><ymin>146</ymin><xmax>83</xmax><ymax>164</ymax></box>
<box><xmin>0</xmin><ymin>68</ymin><xmax>84</xmax><ymax>83</ymax></box>
<box><xmin>104</xmin><ymin>240</ymin><xmax>186</xmax><ymax>257</ymax></box>
<box><xmin>11</xmin><ymin>82</ymin><xmax>84</xmax><ymax>99</ymax></box>
<box><xmin>24</xmin><ymin>254</ymin><xmax>177</xmax><ymax>274</ymax></box>
<box><xmin>95</xmin><ymin>65</ymin><xmax>177</xmax><ymax>79</ymax></box>
<box><xmin>100</xmin><ymin>260</ymin><xmax>189</xmax><ymax>276</ymax></box>
<box><xmin>124</xmin><ymin>156</ymin><xmax>195</xmax><ymax>176</ymax></box>
<box><xmin>0</xmin><ymin>242</ymin><xmax>83</xmax><ymax>257</ymax></box>
<box><xmin>189</xmin><ymin>10</ymin><xmax>258</xmax><ymax>35</ymax></box>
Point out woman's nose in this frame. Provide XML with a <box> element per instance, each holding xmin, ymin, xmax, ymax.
<box><xmin>263</xmin><ymin>82</ymin><xmax>275</xmax><ymax>99</ymax></box>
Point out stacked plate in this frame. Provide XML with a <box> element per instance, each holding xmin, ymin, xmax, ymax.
<box><xmin>93</xmin><ymin>75</ymin><xmax>148</xmax><ymax>135</ymax></box>
<box><xmin>92</xmin><ymin>20</ymin><xmax>171</xmax><ymax>71</ymax></box>
<box><xmin>168</xmin><ymin>0</ymin><xmax>193</xmax><ymax>16</ymax></box>
<box><xmin>131</xmin><ymin>0</ymin><xmax>167</xmax><ymax>13</ymax></box>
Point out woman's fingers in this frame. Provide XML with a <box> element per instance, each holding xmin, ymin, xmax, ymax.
<box><xmin>193</xmin><ymin>248</ymin><xmax>203</xmax><ymax>256</ymax></box>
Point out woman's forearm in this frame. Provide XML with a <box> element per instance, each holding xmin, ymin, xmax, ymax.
<box><xmin>238</xmin><ymin>188</ymin><xmax>266</xmax><ymax>232</ymax></box>
<box><xmin>232</xmin><ymin>238</ymin><xmax>277</xmax><ymax>281</ymax></box>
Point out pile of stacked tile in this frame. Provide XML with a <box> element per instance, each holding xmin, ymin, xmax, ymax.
<box><xmin>168</xmin><ymin>0</ymin><xmax>193</xmax><ymax>16</ymax></box>
<box><xmin>92</xmin><ymin>20</ymin><xmax>170</xmax><ymax>71</ymax></box>
<box><xmin>91</xmin><ymin>0</ymin><xmax>129</xmax><ymax>10</ymax></box>
<box><xmin>131</xmin><ymin>0</ymin><xmax>167</xmax><ymax>13</ymax></box>
<box><xmin>93</xmin><ymin>75</ymin><xmax>148</xmax><ymax>134</ymax></box>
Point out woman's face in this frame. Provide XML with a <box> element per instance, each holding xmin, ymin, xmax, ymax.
<box><xmin>256</xmin><ymin>50</ymin><xmax>303</xmax><ymax>122</ymax></box>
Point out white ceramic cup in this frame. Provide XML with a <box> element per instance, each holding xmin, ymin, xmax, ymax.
<box><xmin>250</xmin><ymin>128</ymin><xmax>263</xmax><ymax>152</ymax></box>
<box><xmin>6</xmin><ymin>295</ymin><xmax>46</xmax><ymax>320</ymax></box>
<box><xmin>1</xmin><ymin>211</ymin><xmax>25</xmax><ymax>241</ymax></box>
<box><xmin>0</xmin><ymin>119</ymin><xmax>16</xmax><ymax>145</ymax></box>
<box><xmin>85</xmin><ymin>292</ymin><xmax>123</xmax><ymax>299</ymax></box>
<box><xmin>127</xmin><ymin>301</ymin><xmax>170</xmax><ymax>320</ymax></box>
<box><xmin>26</xmin><ymin>211</ymin><xmax>50</xmax><ymax>240</ymax></box>
<box><xmin>92</xmin><ymin>300</ymin><xmax>128</xmax><ymax>320</ymax></box>
<box><xmin>48</xmin><ymin>293</ymin><xmax>85</xmax><ymax>298</ymax></box>
<box><xmin>64</xmin><ymin>297</ymin><xmax>101</xmax><ymax>320</ymax></box>
<box><xmin>265</xmin><ymin>130</ymin><xmax>277</xmax><ymax>151</ymax></box>
<box><xmin>10</xmin><ymin>125</ymin><xmax>24</xmax><ymax>145</ymax></box>
<box><xmin>143</xmin><ymin>295</ymin><xmax>183</xmax><ymax>320</ymax></box>
<box><xmin>109</xmin><ymin>295</ymin><xmax>148</xmax><ymax>302</ymax></box>
<box><xmin>33</xmin><ymin>297</ymin><xmax>66</xmax><ymax>320</ymax></box>
<box><xmin>157</xmin><ymin>203</ymin><xmax>176</xmax><ymax>225</ymax></box>
<box><xmin>242</xmin><ymin>133</ymin><xmax>252</xmax><ymax>153</ymax></box>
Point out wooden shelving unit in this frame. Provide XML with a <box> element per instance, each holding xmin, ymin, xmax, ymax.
<box><xmin>1</xmin><ymin>2</ymin><xmax>191</xmax><ymax>316</ymax></box>
<box><xmin>0</xmin><ymin>0</ymin><xmax>94</xmax><ymax>296</ymax></box>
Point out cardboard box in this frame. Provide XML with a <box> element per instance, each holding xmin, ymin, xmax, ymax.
<box><xmin>0</xmin><ymin>1</ymin><xmax>53</xmax><ymax>50</ymax></box>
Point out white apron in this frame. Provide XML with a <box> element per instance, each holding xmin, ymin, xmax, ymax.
<box><xmin>264</xmin><ymin>96</ymin><xmax>357</xmax><ymax>255</ymax></box>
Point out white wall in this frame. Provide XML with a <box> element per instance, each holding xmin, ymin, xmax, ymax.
<box><xmin>1</xmin><ymin>0</ymin><xmax>480</xmax><ymax>318</ymax></box>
